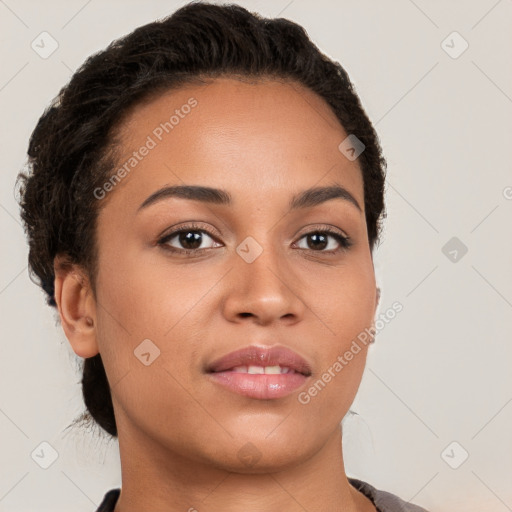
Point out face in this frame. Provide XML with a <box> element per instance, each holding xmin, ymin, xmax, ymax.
<box><xmin>90</xmin><ymin>77</ymin><xmax>378</xmax><ymax>472</ymax></box>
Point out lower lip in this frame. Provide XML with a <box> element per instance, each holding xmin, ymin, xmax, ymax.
<box><xmin>208</xmin><ymin>371</ymin><xmax>309</xmax><ymax>400</ymax></box>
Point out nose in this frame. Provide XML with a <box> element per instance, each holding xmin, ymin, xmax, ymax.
<box><xmin>221</xmin><ymin>237</ymin><xmax>306</xmax><ymax>326</ymax></box>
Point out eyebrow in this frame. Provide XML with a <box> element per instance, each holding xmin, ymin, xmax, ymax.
<box><xmin>138</xmin><ymin>184</ymin><xmax>362</xmax><ymax>212</ymax></box>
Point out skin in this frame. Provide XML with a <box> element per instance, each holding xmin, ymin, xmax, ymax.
<box><xmin>54</xmin><ymin>77</ymin><xmax>380</xmax><ymax>512</ymax></box>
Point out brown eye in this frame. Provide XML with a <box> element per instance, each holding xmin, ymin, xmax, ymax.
<box><xmin>158</xmin><ymin>226</ymin><xmax>221</xmax><ymax>254</ymax></box>
<box><xmin>172</xmin><ymin>231</ymin><xmax>206</xmax><ymax>250</ymax></box>
<box><xmin>296</xmin><ymin>229</ymin><xmax>352</xmax><ymax>253</ymax></box>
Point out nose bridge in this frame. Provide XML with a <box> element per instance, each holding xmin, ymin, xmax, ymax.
<box><xmin>223</xmin><ymin>230</ymin><xmax>304</xmax><ymax>323</ymax></box>
<box><xmin>237</xmin><ymin>230</ymin><xmax>288</xmax><ymax>291</ymax></box>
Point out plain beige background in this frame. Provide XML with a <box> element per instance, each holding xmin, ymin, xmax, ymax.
<box><xmin>1</xmin><ymin>1</ymin><xmax>511</xmax><ymax>511</ymax></box>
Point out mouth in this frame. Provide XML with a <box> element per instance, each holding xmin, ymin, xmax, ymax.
<box><xmin>206</xmin><ymin>345</ymin><xmax>312</xmax><ymax>400</ymax></box>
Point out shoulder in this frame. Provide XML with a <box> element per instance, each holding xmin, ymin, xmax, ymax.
<box><xmin>94</xmin><ymin>488</ymin><xmax>121</xmax><ymax>512</ymax></box>
<box><xmin>348</xmin><ymin>477</ymin><xmax>430</xmax><ymax>512</ymax></box>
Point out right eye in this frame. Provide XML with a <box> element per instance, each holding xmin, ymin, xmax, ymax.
<box><xmin>158</xmin><ymin>225</ymin><xmax>222</xmax><ymax>254</ymax></box>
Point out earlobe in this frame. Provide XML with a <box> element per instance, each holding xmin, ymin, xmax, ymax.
<box><xmin>53</xmin><ymin>256</ymin><xmax>99</xmax><ymax>359</ymax></box>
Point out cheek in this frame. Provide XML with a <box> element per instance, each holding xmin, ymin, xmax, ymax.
<box><xmin>296</xmin><ymin>354</ymin><xmax>367</xmax><ymax>441</ymax></box>
<box><xmin>95</xmin><ymin>241</ymin><xmax>206</xmax><ymax>337</ymax></box>
<box><xmin>295</xmin><ymin>314</ymin><xmax>371</xmax><ymax>432</ymax></box>
<box><xmin>300</xmin><ymin>255</ymin><xmax>375</xmax><ymax>403</ymax></box>
<box><xmin>307</xmin><ymin>255</ymin><xmax>376</xmax><ymax>346</ymax></box>
<box><xmin>93</xmin><ymin>244</ymin><xmax>214</xmax><ymax>391</ymax></box>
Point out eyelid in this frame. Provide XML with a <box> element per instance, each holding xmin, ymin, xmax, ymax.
<box><xmin>159</xmin><ymin>221</ymin><xmax>221</xmax><ymax>239</ymax></box>
<box><xmin>295</xmin><ymin>223</ymin><xmax>349</xmax><ymax>239</ymax></box>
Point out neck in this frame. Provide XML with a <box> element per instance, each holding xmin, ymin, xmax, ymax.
<box><xmin>112</xmin><ymin>424</ymin><xmax>375</xmax><ymax>512</ymax></box>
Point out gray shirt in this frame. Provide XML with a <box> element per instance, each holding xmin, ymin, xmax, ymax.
<box><xmin>349</xmin><ymin>477</ymin><xmax>430</xmax><ymax>512</ymax></box>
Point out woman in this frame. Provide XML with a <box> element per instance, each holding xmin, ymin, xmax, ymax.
<box><xmin>17</xmin><ymin>2</ymin><xmax>430</xmax><ymax>511</ymax></box>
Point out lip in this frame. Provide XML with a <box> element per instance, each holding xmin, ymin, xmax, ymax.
<box><xmin>206</xmin><ymin>345</ymin><xmax>312</xmax><ymax>400</ymax></box>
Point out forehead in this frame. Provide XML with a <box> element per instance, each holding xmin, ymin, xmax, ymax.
<box><xmin>107</xmin><ymin>77</ymin><xmax>364</xmax><ymax>209</ymax></box>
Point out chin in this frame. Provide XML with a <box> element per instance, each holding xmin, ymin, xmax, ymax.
<box><xmin>209</xmin><ymin>449</ymin><xmax>312</xmax><ymax>475</ymax></box>
<box><xmin>199</xmin><ymin>433</ymin><xmax>319</xmax><ymax>475</ymax></box>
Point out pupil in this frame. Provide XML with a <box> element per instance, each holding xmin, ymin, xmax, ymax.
<box><xmin>180</xmin><ymin>231</ymin><xmax>202</xmax><ymax>249</ymax></box>
<box><xmin>308</xmin><ymin>233</ymin><xmax>327</xmax><ymax>250</ymax></box>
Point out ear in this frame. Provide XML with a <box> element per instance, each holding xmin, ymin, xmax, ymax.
<box><xmin>368</xmin><ymin>286</ymin><xmax>381</xmax><ymax>344</ymax></box>
<box><xmin>53</xmin><ymin>254</ymin><xmax>99</xmax><ymax>358</ymax></box>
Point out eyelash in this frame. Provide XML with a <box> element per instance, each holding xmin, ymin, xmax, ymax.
<box><xmin>157</xmin><ymin>222</ymin><xmax>353</xmax><ymax>256</ymax></box>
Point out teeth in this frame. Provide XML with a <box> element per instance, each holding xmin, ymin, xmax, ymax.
<box><xmin>230</xmin><ymin>365</ymin><xmax>294</xmax><ymax>374</ymax></box>
<box><xmin>248</xmin><ymin>365</ymin><xmax>265</xmax><ymax>374</ymax></box>
<box><xmin>263</xmin><ymin>365</ymin><xmax>281</xmax><ymax>374</ymax></box>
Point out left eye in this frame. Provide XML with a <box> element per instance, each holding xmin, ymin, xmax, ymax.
<box><xmin>295</xmin><ymin>230</ymin><xmax>352</xmax><ymax>252</ymax></box>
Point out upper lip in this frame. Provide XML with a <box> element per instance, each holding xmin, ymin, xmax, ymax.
<box><xmin>207</xmin><ymin>345</ymin><xmax>312</xmax><ymax>376</ymax></box>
